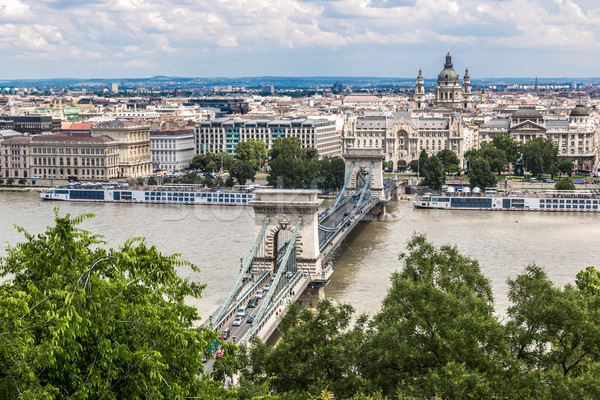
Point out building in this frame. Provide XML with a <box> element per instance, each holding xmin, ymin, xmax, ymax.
<box><xmin>479</xmin><ymin>105</ymin><xmax>599</xmax><ymax>172</ymax></box>
<box><xmin>91</xmin><ymin>120</ymin><xmax>152</xmax><ymax>178</ymax></box>
<box><xmin>342</xmin><ymin>111</ymin><xmax>469</xmax><ymax>168</ymax></box>
<box><xmin>151</xmin><ymin>129</ymin><xmax>195</xmax><ymax>171</ymax></box>
<box><xmin>195</xmin><ymin>117</ymin><xmax>341</xmax><ymax>157</ymax></box>
<box><xmin>1</xmin><ymin>132</ymin><xmax>120</xmax><ymax>181</ymax></box>
<box><xmin>186</xmin><ymin>98</ymin><xmax>250</xmax><ymax>116</ymax></box>
<box><xmin>0</xmin><ymin>115</ymin><xmax>56</xmax><ymax>134</ymax></box>
<box><xmin>111</xmin><ymin>82</ymin><xmax>119</xmax><ymax>93</ymax></box>
<box><xmin>414</xmin><ymin>52</ymin><xmax>472</xmax><ymax>110</ymax></box>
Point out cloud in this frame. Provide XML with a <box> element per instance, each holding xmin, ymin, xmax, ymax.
<box><xmin>0</xmin><ymin>0</ymin><xmax>599</xmax><ymax>77</ymax></box>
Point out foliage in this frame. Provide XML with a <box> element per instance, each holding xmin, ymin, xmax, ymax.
<box><xmin>362</xmin><ymin>234</ymin><xmax>507</xmax><ymax>398</ymax></box>
<box><xmin>18</xmin><ymin>178</ymin><xmax>26</xmax><ymax>185</ymax></box>
<box><xmin>147</xmin><ymin>176</ymin><xmax>158</xmax><ymax>186</ymax></box>
<box><xmin>436</xmin><ymin>149</ymin><xmax>460</xmax><ymax>175</ymax></box>
<box><xmin>555</xmin><ymin>177</ymin><xmax>576</xmax><ymax>190</ymax></box>
<box><xmin>521</xmin><ymin>137</ymin><xmax>559</xmax><ymax>178</ymax></box>
<box><xmin>397</xmin><ymin>159</ymin><xmax>407</xmax><ymax>168</ymax></box>
<box><xmin>421</xmin><ymin>155</ymin><xmax>445</xmax><ymax>190</ymax></box>
<box><xmin>267</xmin><ymin>137</ymin><xmax>344</xmax><ymax>189</ymax></box>
<box><xmin>0</xmin><ymin>210</ymin><xmax>235</xmax><ymax>399</ymax></box>
<box><xmin>190</xmin><ymin>152</ymin><xmax>234</xmax><ymax>172</ymax></box>
<box><xmin>468</xmin><ymin>156</ymin><xmax>498</xmax><ymax>190</ymax></box>
<box><xmin>230</xmin><ymin>160</ymin><xmax>256</xmax><ymax>185</ymax></box>
<box><xmin>162</xmin><ymin>177</ymin><xmax>172</xmax><ymax>184</ymax></box>
<box><xmin>482</xmin><ymin>144</ymin><xmax>507</xmax><ymax>175</ymax></box>
<box><xmin>557</xmin><ymin>157</ymin><xmax>574</xmax><ymax>177</ymax></box>
<box><xmin>240</xmin><ymin>299</ymin><xmax>367</xmax><ymax>399</ymax></box>
<box><xmin>491</xmin><ymin>134</ymin><xmax>520</xmax><ymax>164</ymax></box>
<box><xmin>0</xmin><ymin>179</ymin><xmax>3</xmax><ymax>184</ymax></box>
<box><xmin>235</xmin><ymin>140</ymin><xmax>268</xmax><ymax>171</ymax></box>
<box><xmin>224</xmin><ymin>176</ymin><xmax>235</xmax><ymax>188</ymax></box>
<box><xmin>408</xmin><ymin>159</ymin><xmax>419</xmax><ymax>173</ymax></box>
<box><xmin>135</xmin><ymin>176</ymin><xmax>144</xmax><ymax>186</ymax></box>
<box><xmin>7</xmin><ymin>177</ymin><xmax>14</xmax><ymax>185</ymax></box>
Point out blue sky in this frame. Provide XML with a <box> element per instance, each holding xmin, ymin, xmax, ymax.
<box><xmin>0</xmin><ymin>0</ymin><xmax>599</xmax><ymax>79</ymax></box>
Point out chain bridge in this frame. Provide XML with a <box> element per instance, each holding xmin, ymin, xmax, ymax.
<box><xmin>205</xmin><ymin>148</ymin><xmax>394</xmax><ymax>345</ymax></box>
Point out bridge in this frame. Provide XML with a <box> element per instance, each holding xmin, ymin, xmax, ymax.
<box><xmin>205</xmin><ymin>148</ymin><xmax>393</xmax><ymax>346</ymax></box>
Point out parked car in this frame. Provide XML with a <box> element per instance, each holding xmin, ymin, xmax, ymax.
<box><xmin>219</xmin><ymin>328</ymin><xmax>230</xmax><ymax>339</ymax></box>
<box><xmin>201</xmin><ymin>354</ymin><xmax>207</xmax><ymax>363</ymax></box>
<box><xmin>233</xmin><ymin>316</ymin><xmax>243</xmax><ymax>326</ymax></box>
<box><xmin>543</xmin><ymin>179</ymin><xmax>554</xmax><ymax>183</ymax></box>
<box><xmin>255</xmin><ymin>289</ymin><xmax>265</xmax><ymax>299</ymax></box>
<box><xmin>247</xmin><ymin>314</ymin><xmax>255</xmax><ymax>323</ymax></box>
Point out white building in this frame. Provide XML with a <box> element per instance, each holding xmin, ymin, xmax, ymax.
<box><xmin>195</xmin><ymin>117</ymin><xmax>341</xmax><ymax>157</ymax></box>
<box><xmin>151</xmin><ymin>130</ymin><xmax>195</xmax><ymax>171</ymax></box>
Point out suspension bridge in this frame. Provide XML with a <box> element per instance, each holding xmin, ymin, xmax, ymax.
<box><xmin>205</xmin><ymin>148</ymin><xmax>394</xmax><ymax>346</ymax></box>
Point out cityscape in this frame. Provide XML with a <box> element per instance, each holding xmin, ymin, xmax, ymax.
<box><xmin>2</xmin><ymin>0</ymin><xmax>600</xmax><ymax>398</ymax></box>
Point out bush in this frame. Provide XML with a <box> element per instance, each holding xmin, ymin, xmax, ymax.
<box><xmin>0</xmin><ymin>179</ymin><xmax>3</xmax><ymax>185</ymax></box>
<box><xmin>7</xmin><ymin>178</ymin><xmax>14</xmax><ymax>185</ymax></box>
<box><xmin>18</xmin><ymin>178</ymin><xmax>26</xmax><ymax>185</ymax></box>
<box><xmin>555</xmin><ymin>177</ymin><xmax>576</xmax><ymax>191</ymax></box>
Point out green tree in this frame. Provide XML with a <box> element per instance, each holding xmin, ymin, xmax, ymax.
<box><xmin>0</xmin><ymin>179</ymin><xmax>4</xmax><ymax>185</ymax></box>
<box><xmin>230</xmin><ymin>160</ymin><xmax>256</xmax><ymax>185</ymax></box>
<box><xmin>468</xmin><ymin>156</ymin><xmax>498</xmax><ymax>190</ymax></box>
<box><xmin>268</xmin><ymin>137</ymin><xmax>310</xmax><ymax>188</ymax></box>
<box><xmin>18</xmin><ymin>178</ymin><xmax>26</xmax><ymax>185</ymax></box>
<box><xmin>421</xmin><ymin>155</ymin><xmax>445</xmax><ymax>190</ymax></box>
<box><xmin>7</xmin><ymin>177</ymin><xmax>14</xmax><ymax>185</ymax></box>
<box><xmin>135</xmin><ymin>176</ymin><xmax>144</xmax><ymax>186</ymax></box>
<box><xmin>189</xmin><ymin>154</ymin><xmax>206</xmax><ymax>170</ymax></box>
<box><xmin>162</xmin><ymin>177</ymin><xmax>172</xmax><ymax>184</ymax></box>
<box><xmin>555</xmin><ymin>177</ymin><xmax>575</xmax><ymax>190</ymax></box>
<box><xmin>492</xmin><ymin>134</ymin><xmax>520</xmax><ymax>164</ymax></box>
<box><xmin>408</xmin><ymin>159</ymin><xmax>419</xmax><ymax>173</ymax></box>
<box><xmin>361</xmin><ymin>234</ymin><xmax>508</xmax><ymax>398</ymax></box>
<box><xmin>418</xmin><ymin>149</ymin><xmax>428</xmax><ymax>176</ymax></box>
<box><xmin>240</xmin><ymin>299</ymin><xmax>366</xmax><ymax>399</ymax></box>
<box><xmin>436</xmin><ymin>149</ymin><xmax>460</xmax><ymax>175</ymax></box>
<box><xmin>557</xmin><ymin>157</ymin><xmax>574</xmax><ymax>177</ymax></box>
<box><xmin>0</xmin><ymin>211</ymin><xmax>234</xmax><ymax>399</ymax></box>
<box><xmin>482</xmin><ymin>144</ymin><xmax>507</xmax><ymax>175</ymax></box>
<box><xmin>224</xmin><ymin>176</ymin><xmax>235</xmax><ymax>187</ymax></box>
<box><xmin>397</xmin><ymin>159</ymin><xmax>407</xmax><ymax>169</ymax></box>
<box><xmin>147</xmin><ymin>176</ymin><xmax>158</xmax><ymax>185</ymax></box>
<box><xmin>235</xmin><ymin>140</ymin><xmax>268</xmax><ymax>170</ymax></box>
<box><xmin>521</xmin><ymin>137</ymin><xmax>559</xmax><ymax>178</ymax></box>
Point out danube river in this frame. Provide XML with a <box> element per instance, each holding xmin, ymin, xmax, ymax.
<box><xmin>1</xmin><ymin>191</ymin><xmax>599</xmax><ymax>319</ymax></box>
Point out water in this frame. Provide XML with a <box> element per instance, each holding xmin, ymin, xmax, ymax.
<box><xmin>1</xmin><ymin>192</ymin><xmax>599</xmax><ymax>319</ymax></box>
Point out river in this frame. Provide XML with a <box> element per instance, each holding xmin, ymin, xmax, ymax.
<box><xmin>1</xmin><ymin>191</ymin><xmax>599</xmax><ymax>319</ymax></box>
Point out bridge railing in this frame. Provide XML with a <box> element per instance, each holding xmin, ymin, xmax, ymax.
<box><xmin>245</xmin><ymin>217</ymin><xmax>302</xmax><ymax>339</ymax></box>
<box><xmin>207</xmin><ymin>217</ymin><xmax>271</xmax><ymax>329</ymax></box>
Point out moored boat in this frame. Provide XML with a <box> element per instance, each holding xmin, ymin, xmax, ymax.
<box><xmin>413</xmin><ymin>190</ymin><xmax>600</xmax><ymax>212</ymax></box>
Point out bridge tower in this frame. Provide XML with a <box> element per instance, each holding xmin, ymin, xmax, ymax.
<box><xmin>250</xmin><ymin>189</ymin><xmax>324</xmax><ymax>276</ymax></box>
<box><xmin>343</xmin><ymin>148</ymin><xmax>385</xmax><ymax>200</ymax></box>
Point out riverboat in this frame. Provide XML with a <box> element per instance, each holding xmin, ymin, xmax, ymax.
<box><xmin>40</xmin><ymin>184</ymin><xmax>256</xmax><ymax>205</ymax></box>
<box><xmin>413</xmin><ymin>190</ymin><xmax>600</xmax><ymax>212</ymax></box>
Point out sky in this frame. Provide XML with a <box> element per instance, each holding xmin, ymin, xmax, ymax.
<box><xmin>0</xmin><ymin>0</ymin><xmax>599</xmax><ymax>79</ymax></box>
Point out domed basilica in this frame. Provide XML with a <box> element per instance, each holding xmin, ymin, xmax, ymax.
<box><xmin>414</xmin><ymin>52</ymin><xmax>472</xmax><ymax>110</ymax></box>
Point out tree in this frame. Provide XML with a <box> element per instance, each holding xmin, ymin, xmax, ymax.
<box><xmin>421</xmin><ymin>155</ymin><xmax>445</xmax><ymax>190</ymax></box>
<box><xmin>7</xmin><ymin>177</ymin><xmax>14</xmax><ymax>185</ymax></box>
<box><xmin>436</xmin><ymin>149</ymin><xmax>460</xmax><ymax>175</ymax></box>
<box><xmin>189</xmin><ymin>154</ymin><xmax>206</xmax><ymax>170</ymax></box>
<box><xmin>521</xmin><ymin>137</ymin><xmax>559</xmax><ymax>178</ymax></box>
<box><xmin>135</xmin><ymin>176</ymin><xmax>144</xmax><ymax>186</ymax></box>
<box><xmin>408</xmin><ymin>159</ymin><xmax>419</xmax><ymax>173</ymax></box>
<box><xmin>0</xmin><ymin>211</ymin><xmax>234</xmax><ymax>399</ymax></box>
<box><xmin>555</xmin><ymin>177</ymin><xmax>575</xmax><ymax>190</ymax></box>
<box><xmin>235</xmin><ymin>140</ymin><xmax>268</xmax><ymax>171</ymax></box>
<box><xmin>0</xmin><ymin>179</ymin><xmax>3</xmax><ymax>185</ymax></box>
<box><xmin>224</xmin><ymin>176</ymin><xmax>235</xmax><ymax>188</ymax></box>
<box><xmin>240</xmin><ymin>299</ymin><xmax>366</xmax><ymax>399</ymax></box>
<box><xmin>482</xmin><ymin>144</ymin><xmax>508</xmax><ymax>175</ymax></box>
<box><xmin>492</xmin><ymin>134</ymin><xmax>520</xmax><ymax>164</ymax></box>
<box><xmin>18</xmin><ymin>178</ymin><xmax>26</xmax><ymax>185</ymax></box>
<box><xmin>557</xmin><ymin>157</ymin><xmax>574</xmax><ymax>177</ymax></box>
<box><xmin>229</xmin><ymin>160</ymin><xmax>256</xmax><ymax>185</ymax></box>
<box><xmin>268</xmin><ymin>137</ymin><xmax>321</xmax><ymax>189</ymax></box>
<box><xmin>147</xmin><ymin>176</ymin><xmax>158</xmax><ymax>185</ymax></box>
<box><xmin>397</xmin><ymin>159</ymin><xmax>407</xmax><ymax>169</ymax></box>
<box><xmin>361</xmin><ymin>234</ymin><xmax>508</xmax><ymax>398</ymax></box>
<box><xmin>468</xmin><ymin>156</ymin><xmax>497</xmax><ymax>190</ymax></box>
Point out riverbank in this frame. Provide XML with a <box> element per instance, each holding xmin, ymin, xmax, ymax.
<box><xmin>0</xmin><ymin>186</ymin><xmax>46</xmax><ymax>193</ymax></box>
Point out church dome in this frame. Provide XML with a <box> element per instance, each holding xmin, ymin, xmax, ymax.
<box><xmin>437</xmin><ymin>52</ymin><xmax>460</xmax><ymax>83</ymax></box>
<box><xmin>570</xmin><ymin>104</ymin><xmax>589</xmax><ymax>117</ymax></box>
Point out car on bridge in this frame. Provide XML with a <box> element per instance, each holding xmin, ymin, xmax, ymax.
<box><xmin>248</xmin><ymin>297</ymin><xmax>259</xmax><ymax>308</ymax></box>
<box><xmin>247</xmin><ymin>315</ymin><xmax>255</xmax><ymax>323</ymax></box>
<box><xmin>218</xmin><ymin>328</ymin><xmax>230</xmax><ymax>339</ymax></box>
<box><xmin>264</xmin><ymin>283</ymin><xmax>272</xmax><ymax>291</ymax></box>
<box><xmin>256</xmin><ymin>289</ymin><xmax>265</xmax><ymax>298</ymax></box>
<box><xmin>237</xmin><ymin>305</ymin><xmax>248</xmax><ymax>316</ymax></box>
<box><xmin>233</xmin><ymin>316</ymin><xmax>244</xmax><ymax>326</ymax></box>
